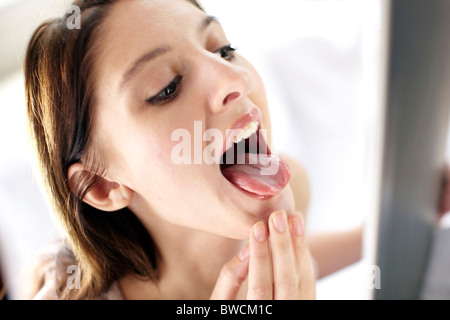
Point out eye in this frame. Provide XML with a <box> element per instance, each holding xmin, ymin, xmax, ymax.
<box><xmin>215</xmin><ymin>44</ymin><xmax>236</xmax><ymax>61</ymax></box>
<box><xmin>146</xmin><ymin>75</ymin><xmax>182</xmax><ymax>106</ymax></box>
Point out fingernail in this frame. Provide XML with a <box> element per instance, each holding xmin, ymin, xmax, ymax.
<box><xmin>238</xmin><ymin>245</ymin><xmax>249</xmax><ymax>261</ymax></box>
<box><xmin>272</xmin><ymin>210</ymin><xmax>287</xmax><ymax>232</ymax></box>
<box><xmin>253</xmin><ymin>222</ymin><xmax>267</xmax><ymax>242</ymax></box>
<box><xmin>291</xmin><ymin>215</ymin><xmax>304</xmax><ymax>236</ymax></box>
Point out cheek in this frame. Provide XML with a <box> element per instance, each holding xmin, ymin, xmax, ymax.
<box><xmin>127</xmin><ymin>124</ymin><xmax>203</xmax><ymax>190</ymax></box>
<box><xmin>101</xmin><ymin>119</ymin><xmax>174</xmax><ymax>189</ymax></box>
<box><xmin>247</xmin><ymin>66</ymin><xmax>271</xmax><ymax>127</ymax></box>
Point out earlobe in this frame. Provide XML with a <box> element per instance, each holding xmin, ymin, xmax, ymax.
<box><xmin>67</xmin><ymin>163</ymin><xmax>134</xmax><ymax>212</ymax></box>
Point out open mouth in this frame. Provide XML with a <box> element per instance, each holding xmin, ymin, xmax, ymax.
<box><xmin>219</xmin><ymin>121</ymin><xmax>291</xmax><ymax>200</ymax></box>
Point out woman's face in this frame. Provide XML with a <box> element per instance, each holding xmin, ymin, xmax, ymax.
<box><xmin>91</xmin><ymin>0</ymin><xmax>294</xmax><ymax>239</ymax></box>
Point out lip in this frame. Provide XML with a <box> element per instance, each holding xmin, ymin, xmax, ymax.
<box><xmin>218</xmin><ymin>107</ymin><xmax>286</xmax><ymax>203</ymax></box>
<box><xmin>222</xmin><ymin>107</ymin><xmax>263</xmax><ymax>156</ymax></box>
<box><xmin>239</xmin><ymin>188</ymin><xmax>275</xmax><ymax>200</ymax></box>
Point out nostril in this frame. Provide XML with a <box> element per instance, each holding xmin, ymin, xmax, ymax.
<box><xmin>223</xmin><ymin>91</ymin><xmax>241</xmax><ymax>106</ymax></box>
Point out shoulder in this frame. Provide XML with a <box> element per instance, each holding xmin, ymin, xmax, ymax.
<box><xmin>281</xmin><ymin>154</ymin><xmax>311</xmax><ymax>216</ymax></box>
<box><xmin>22</xmin><ymin>240</ymin><xmax>124</xmax><ymax>300</ymax></box>
<box><xmin>22</xmin><ymin>240</ymin><xmax>76</xmax><ymax>300</ymax></box>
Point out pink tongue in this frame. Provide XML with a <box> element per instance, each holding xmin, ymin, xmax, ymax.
<box><xmin>222</xmin><ymin>154</ymin><xmax>291</xmax><ymax>198</ymax></box>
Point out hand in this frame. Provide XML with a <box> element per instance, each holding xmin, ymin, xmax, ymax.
<box><xmin>210</xmin><ymin>210</ymin><xmax>316</xmax><ymax>300</ymax></box>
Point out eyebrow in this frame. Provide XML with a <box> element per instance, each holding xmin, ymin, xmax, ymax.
<box><xmin>200</xmin><ymin>15</ymin><xmax>219</xmax><ymax>32</ymax></box>
<box><xmin>118</xmin><ymin>15</ymin><xmax>219</xmax><ymax>92</ymax></box>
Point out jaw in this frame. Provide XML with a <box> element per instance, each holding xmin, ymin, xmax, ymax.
<box><xmin>215</xmin><ymin>173</ymin><xmax>296</xmax><ymax>239</ymax></box>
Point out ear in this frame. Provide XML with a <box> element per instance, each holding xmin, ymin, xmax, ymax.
<box><xmin>67</xmin><ymin>163</ymin><xmax>134</xmax><ymax>212</ymax></box>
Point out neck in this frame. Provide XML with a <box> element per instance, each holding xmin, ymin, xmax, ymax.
<box><xmin>119</xmin><ymin>205</ymin><xmax>244</xmax><ymax>300</ymax></box>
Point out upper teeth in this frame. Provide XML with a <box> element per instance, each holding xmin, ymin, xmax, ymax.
<box><xmin>233</xmin><ymin>120</ymin><xmax>259</xmax><ymax>144</ymax></box>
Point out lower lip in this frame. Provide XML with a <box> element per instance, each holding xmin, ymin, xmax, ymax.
<box><xmin>237</xmin><ymin>187</ymin><xmax>274</xmax><ymax>200</ymax></box>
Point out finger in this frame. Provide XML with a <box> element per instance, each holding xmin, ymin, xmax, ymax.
<box><xmin>289</xmin><ymin>213</ymin><xmax>316</xmax><ymax>300</ymax></box>
<box><xmin>268</xmin><ymin>210</ymin><xmax>298</xmax><ymax>299</ymax></box>
<box><xmin>247</xmin><ymin>221</ymin><xmax>273</xmax><ymax>300</ymax></box>
<box><xmin>210</xmin><ymin>244</ymin><xmax>249</xmax><ymax>300</ymax></box>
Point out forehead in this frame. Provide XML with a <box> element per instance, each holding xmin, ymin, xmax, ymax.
<box><xmin>99</xmin><ymin>0</ymin><xmax>205</xmax><ymax>55</ymax></box>
<box><xmin>93</xmin><ymin>0</ymin><xmax>205</xmax><ymax>88</ymax></box>
<box><xmin>103</xmin><ymin>0</ymin><xmax>203</xmax><ymax>35</ymax></box>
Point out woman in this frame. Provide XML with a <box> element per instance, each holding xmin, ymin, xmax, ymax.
<box><xmin>24</xmin><ymin>0</ymin><xmax>370</xmax><ymax>300</ymax></box>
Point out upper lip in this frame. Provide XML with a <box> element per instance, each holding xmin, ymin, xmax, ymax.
<box><xmin>222</xmin><ymin>107</ymin><xmax>263</xmax><ymax>156</ymax></box>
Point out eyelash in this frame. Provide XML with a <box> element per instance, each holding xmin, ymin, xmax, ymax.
<box><xmin>146</xmin><ymin>75</ymin><xmax>183</xmax><ymax>105</ymax></box>
<box><xmin>216</xmin><ymin>44</ymin><xmax>237</xmax><ymax>61</ymax></box>
<box><xmin>145</xmin><ymin>44</ymin><xmax>237</xmax><ymax>106</ymax></box>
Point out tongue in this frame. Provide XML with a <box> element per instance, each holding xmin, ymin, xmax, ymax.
<box><xmin>221</xmin><ymin>153</ymin><xmax>291</xmax><ymax>198</ymax></box>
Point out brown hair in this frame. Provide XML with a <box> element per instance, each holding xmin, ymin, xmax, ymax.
<box><xmin>25</xmin><ymin>0</ymin><xmax>203</xmax><ymax>299</ymax></box>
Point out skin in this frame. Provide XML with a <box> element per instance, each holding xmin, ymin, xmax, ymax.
<box><xmin>67</xmin><ymin>0</ymin><xmax>315</xmax><ymax>299</ymax></box>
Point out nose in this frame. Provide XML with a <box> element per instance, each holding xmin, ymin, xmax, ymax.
<box><xmin>201</xmin><ymin>55</ymin><xmax>253</xmax><ymax>114</ymax></box>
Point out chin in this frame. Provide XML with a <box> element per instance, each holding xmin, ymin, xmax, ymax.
<box><xmin>255</xmin><ymin>186</ymin><xmax>295</xmax><ymax>220</ymax></box>
<box><xmin>227</xmin><ymin>186</ymin><xmax>296</xmax><ymax>240</ymax></box>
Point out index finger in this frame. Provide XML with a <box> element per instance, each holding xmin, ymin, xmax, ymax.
<box><xmin>210</xmin><ymin>244</ymin><xmax>249</xmax><ymax>300</ymax></box>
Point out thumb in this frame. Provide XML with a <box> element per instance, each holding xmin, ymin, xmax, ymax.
<box><xmin>210</xmin><ymin>244</ymin><xmax>249</xmax><ymax>300</ymax></box>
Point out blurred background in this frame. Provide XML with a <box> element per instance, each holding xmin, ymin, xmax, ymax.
<box><xmin>1</xmin><ymin>0</ymin><xmax>441</xmax><ymax>300</ymax></box>
<box><xmin>204</xmin><ymin>0</ymin><xmax>381</xmax><ymax>299</ymax></box>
